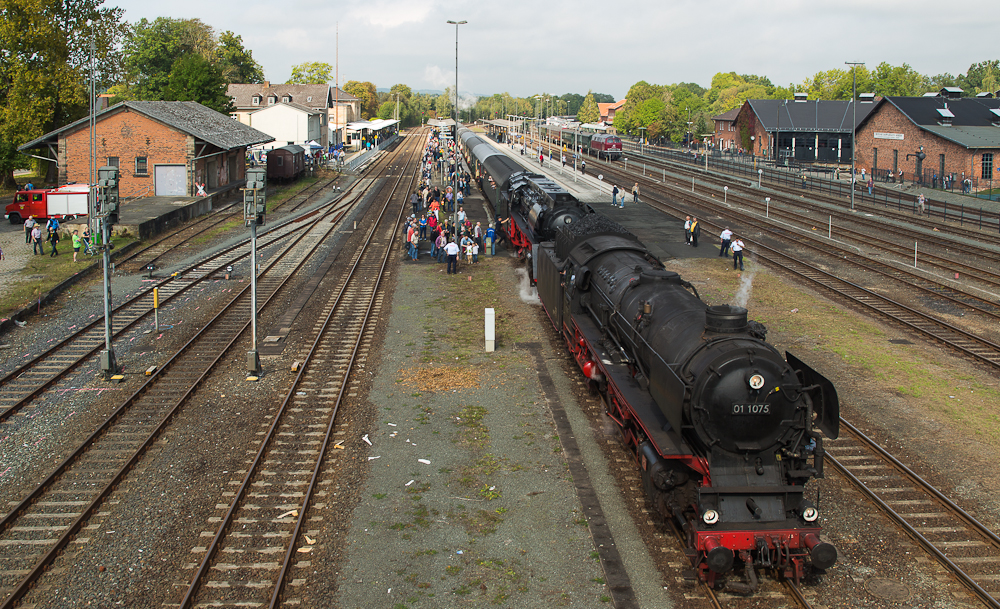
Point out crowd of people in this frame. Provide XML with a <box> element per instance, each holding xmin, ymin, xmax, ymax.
<box><xmin>20</xmin><ymin>215</ymin><xmax>94</xmax><ymax>262</ymax></box>
<box><xmin>401</xmin><ymin>134</ymin><xmax>506</xmax><ymax>275</ymax></box>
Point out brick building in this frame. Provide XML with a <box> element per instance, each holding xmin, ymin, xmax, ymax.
<box><xmin>712</xmin><ymin>107</ymin><xmax>740</xmax><ymax>151</ymax></box>
<box><xmin>854</xmin><ymin>92</ymin><xmax>1000</xmax><ymax>189</ymax></box>
<box><xmin>598</xmin><ymin>100</ymin><xmax>625</xmax><ymax>128</ymax></box>
<box><xmin>20</xmin><ymin>101</ymin><xmax>272</xmax><ymax>199</ymax></box>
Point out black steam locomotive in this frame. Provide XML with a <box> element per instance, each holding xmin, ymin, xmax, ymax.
<box><xmin>459</xmin><ymin>127</ymin><xmax>591</xmax><ymax>277</ymax></box>
<box><xmin>458</xmin><ymin>125</ymin><xmax>840</xmax><ymax>590</ymax></box>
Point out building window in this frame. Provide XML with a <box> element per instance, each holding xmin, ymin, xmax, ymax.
<box><xmin>872</xmin><ymin>148</ymin><xmax>878</xmax><ymax>173</ymax></box>
<box><xmin>135</xmin><ymin>157</ymin><xmax>148</xmax><ymax>175</ymax></box>
<box><xmin>892</xmin><ymin>149</ymin><xmax>898</xmax><ymax>172</ymax></box>
<box><xmin>983</xmin><ymin>153</ymin><xmax>994</xmax><ymax>179</ymax></box>
<box><xmin>274</xmin><ymin>156</ymin><xmax>284</xmax><ymax>167</ymax></box>
<box><xmin>267</xmin><ymin>95</ymin><xmax>276</xmax><ymax>105</ymax></box>
<box><xmin>252</xmin><ymin>95</ymin><xmax>261</xmax><ymax>106</ymax></box>
<box><xmin>107</xmin><ymin>156</ymin><xmax>119</xmax><ymax>168</ymax></box>
<box><xmin>282</xmin><ymin>95</ymin><xmax>291</xmax><ymax>103</ymax></box>
<box><xmin>307</xmin><ymin>96</ymin><xmax>312</xmax><ymax>102</ymax></box>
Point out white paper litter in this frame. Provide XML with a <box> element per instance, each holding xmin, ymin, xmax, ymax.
<box><xmin>418</xmin><ymin>459</ymin><xmax>431</xmax><ymax>464</ymax></box>
<box><xmin>362</xmin><ymin>434</ymin><xmax>372</xmax><ymax>446</ymax></box>
<box><xmin>405</xmin><ymin>479</ymin><xmax>414</xmax><ymax>486</ymax></box>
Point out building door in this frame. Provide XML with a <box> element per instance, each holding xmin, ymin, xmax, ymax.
<box><xmin>154</xmin><ymin>164</ymin><xmax>186</xmax><ymax>196</ymax></box>
<box><xmin>207</xmin><ymin>160</ymin><xmax>218</xmax><ymax>188</ymax></box>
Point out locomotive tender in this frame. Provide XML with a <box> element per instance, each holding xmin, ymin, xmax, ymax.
<box><xmin>459</xmin><ymin>125</ymin><xmax>840</xmax><ymax>590</ymax></box>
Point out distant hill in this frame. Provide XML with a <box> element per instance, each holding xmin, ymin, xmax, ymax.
<box><xmin>376</xmin><ymin>87</ymin><xmax>445</xmax><ymax>95</ymax></box>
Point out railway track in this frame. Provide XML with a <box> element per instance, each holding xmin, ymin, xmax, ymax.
<box><xmin>584</xmin><ymin>160</ymin><xmax>1000</xmax><ymax>370</ymax></box>
<box><xmin>177</xmin><ymin>133</ymin><xmax>421</xmax><ymax>607</ymax></box>
<box><xmin>0</xmin><ymin>133</ymin><xmax>423</xmax><ymax>608</ymax></box>
<box><xmin>826</xmin><ymin>418</ymin><xmax>1000</xmax><ymax>608</ymax></box>
<box><xmin>0</xmin><ymin>190</ymin><xmax>354</xmax><ymax>608</ymax></box>
<box><xmin>0</xmin><ymin>167</ymin><xmax>387</xmax><ymax>427</ymax></box>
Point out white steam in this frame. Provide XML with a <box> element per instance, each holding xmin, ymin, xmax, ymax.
<box><xmin>515</xmin><ymin>268</ymin><xmax>540</xmax><ymax>305</ymax></box>
<box><xmin>732</xmin><ymin>266</ymin><xmax>756</xmax><ymax>309</ymax></box>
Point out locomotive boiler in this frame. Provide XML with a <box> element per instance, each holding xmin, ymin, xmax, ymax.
<box><xmin>534</xmin><ymin>213</ymin><xmax>840</xmax><ymax>590</ymax></box>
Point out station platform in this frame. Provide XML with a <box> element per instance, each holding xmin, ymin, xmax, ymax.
<box><xmin>116</xmin><ymin>183</ymin><xmax>241</xmax><ymax>240</ymax></box>
<box><xmin>472</xmin><ymin>135</ymin><xmax>714</xmax><ymax>264</ymax></box>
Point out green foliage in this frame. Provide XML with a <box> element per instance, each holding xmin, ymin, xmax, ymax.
<box><xmin>344</xmin><ymin>80</ymin><xmax>378</xmax><ymax>119</ymax></box>
<box><xmin>377</xmin><ymin>100</ymin><xmax>395</xmax><ymax>119</ymax></box>
<box><xmin>389</xmin><ymin>83</ymin><xmax>412</xmax><ymax>101</ymax></box>
<box><xmin>164</xmin><ymin>53</ymin><xmax>232</xmax><ymax>113</ymax></box>
<box><xmin>577</xmin><ymin>91</ymin><xmax>599</xmax><ymax>123</ymax></box>
<box><xmin>0</xmin><ymin>0</ymin><xmax>126</xmax><ymax>187</ymax></box>
<box><xmin>287</xmin><ymin>61</ymin><xmax>332</xmax><ymax>84</ymax></box>
<box><xmin>215</xmin><ymin>31</ymin><xmax>264</xmax><ymax>84</ymax></box>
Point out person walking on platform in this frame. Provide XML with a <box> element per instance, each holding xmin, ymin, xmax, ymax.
<box><xmin>457</xmin><ymin>206</ymin><xmax>466</xmax><ymax>226</ymax></box>
<box><xmin>690</xmin><ymin>217</ymin><xmax>701</xmax><ymax>247</ymax></box>
<box><xmin>632</xmin><ymin>183</ymin><xmax>640</xmax><ymax>203</ymax></box>
<box><xmin>732</xmin><ymin>236</ymin><xmax>746</xmax><ymax>271</ymax></box>
<box><xmin>485</xmin><ymin>223</ymin><xmax>496</xmax><ymax>256</ymax></box>
<box><xmin>48</xmin><ymin>226</ymin><xmax>60</xmax><ymax>256</ymax></box>
<box><xmin>683</xmin><ymin>216</ymin><xmax>692</xmax><ymax>245</ymax></box>
<box><xmin>561</xmin><ymin>154</ymin><xmax>566</xmax><ymax>168</ymax></box>
<box><xmin>436</xmin><ymin>232</ymin><xmax>447</xmax><ymax>263</ymax></box>
<box><xmin>411</xmin><ymin>190</ymin><xmax>420</xmax><ymax>215</ymax></box>
<box><xmin>445</xmin><ymin>239</ymin><xmax>460</xmax><ymax>274</ymax></box>
<box><xmin>612</xmin><ymin>185</ymin><xmax>619</xmax><ymax>207</ymax></box>
<box><xmin>581</xmin><ymin>160</ymin><xmax>586</xmax><ymax>175</ymax></box>
<box><xmin>23</xmin><ymin>215</ymin><xmax>36</xmax><ymax>245</ymax></box>
<box><xmin>719</xmin><ymin>227</ymin><xmax>733</xmax><ymax>258</ymax></box>
<box><xmin>539</xmin><ymin>151</ymin><xmax>544</xmax><ymax>167</ymax></box>
<box><xmin>31</xmin><ymin>224</ymin><xmax>44</xmax><ymax>255</ymax></box>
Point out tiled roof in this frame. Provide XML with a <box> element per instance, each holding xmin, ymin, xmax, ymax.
<box><xmin>227</xmin><ymin>84</ymin><xmax>358</xmax><ymax>109</ymax></box>
<box><xmin>20</xmin><ymin>101</ymin><xmax>274</xmax><ymax>151</ymax></box>
<box><xmin>712</xmin><ymin>107</ymin><xmax>740</xmax><ymax>121</ymax></box>
<box><xmin>877</xmin><ymin>96</ymin><xmax>1000</xmax><ymax>148</ymax></box>
<box><xmin>250</xmin><ymin>101</ymin><xmax>323</xmax><ymax>115</ymax></box>
<box><xmin>746</xmin><ymin>99</ymin><xmax>878</xmax><ymax>132</ymax></box>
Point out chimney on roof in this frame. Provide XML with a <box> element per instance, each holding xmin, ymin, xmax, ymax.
<box><xmin>859</xmin><ymin>92</ymin><xmax>875</xmax><ymax>103</ymax></box>
<box><xmin>794</xmin><ymin>92</ymin><xmax>808</xmax><ymax>102</ymax></box>
<box><xmin>263</xmin><ymin>81</ymin><xmax>270</xmax><ymax>88</ymax></box>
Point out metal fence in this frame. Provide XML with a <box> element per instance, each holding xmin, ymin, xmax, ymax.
<box><xmin>620</xmin><ymin>140</ymin><xmax>1000</xmax><ymax>233</ymax></box>
<box><xmin>344</xmin><ymin>134</ymin><xmax>399</xmax><ymax>172</ymax></box>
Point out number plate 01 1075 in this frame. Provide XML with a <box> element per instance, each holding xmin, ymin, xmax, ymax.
<box><xmin>732</xmin><ymin>403</ymin><xmax>770</xmax><ymax>415</ymax></box>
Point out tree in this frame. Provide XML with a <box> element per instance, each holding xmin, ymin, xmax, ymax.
<box><xmin>870</xmin><ymin>62</ymin><xmax>927</xmax><ymax>97</ymax></box>
<box><xmin>287</xmin><ymin>61</ymin><xmax>332</xmax><ymax>84</ymax></box>
<box><xmin>0</xmin><ymin>0</ymin><xmax>125</xmax><ymax>188</ymax></box>
<box><xmin>216</xmin><ymin>31</ymin><xmax>264</xmax><ymax>84</ymax></box>
<box><xmin>961</xmin><ymin>60</ymin><xmax>1000</xmax><ymax>94</ymax></box>
<box><xmin>577</xmin><ymin>91</ymin><xmax>599</xmax><ymax>123</ymax></box>
<box><xmin>389</xmin><ymin>83</ymin><xmax>412</xmax><ymax>102</ymax></box>
<box><xmin>344</xmin><ymin>80</ymin><xmax>378</xmax><ymax>119</ymax></box>
<box><xmin>122</xmin><ymin>17</ymin><xmax>216</xmax><ymax>101</ymax></box>
<box><xmin>164</xmin><ymin>54</ymin><xmax>232</xmax><ymax>113</ymax></box>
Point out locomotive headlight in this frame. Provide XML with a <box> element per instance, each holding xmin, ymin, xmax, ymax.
<box><xmin>702</xmin><ymin>509</ymin><xmax>720</xmax><ymax>525</ymax></box>
<box><xmin>802</xmin><ymin>506</ymin><xmax>819</xmax><ymax>522</ymax></box>
<box><xmin>748</xmin><ymin>374</ymin><xmax>765</xmax><ymax>390</ymax></box>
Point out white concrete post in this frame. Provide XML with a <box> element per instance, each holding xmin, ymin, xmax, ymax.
<box><xmin>485</xmin><ymin>308</ymin><xmax>495</xmax><ymax>352</ymax></box>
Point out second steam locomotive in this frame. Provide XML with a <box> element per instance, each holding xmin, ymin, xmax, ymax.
<box><xmin>459</xmin><ymin>125</ymin><xmax>839</xmax><ymax>591</ymax></box>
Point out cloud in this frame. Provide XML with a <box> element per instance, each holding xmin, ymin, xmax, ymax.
<box><xmin>424</xmin><ymin>65</ymin><xmax>453</xmax><ymax>90</ymax></box>
<box><xmin>347</xmin><ymin>0</ymin><xmax>434</xmax><ymax>29</ymax></box>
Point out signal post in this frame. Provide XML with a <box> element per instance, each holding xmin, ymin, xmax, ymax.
<box><xmin>244</xmin><ymin>168</ymin><xmax>267</xmax><ymax>379</ymax></box>
<box><xmin>97</xmin><ymin>165</ymin><xmax>120</xmax><ymax>380</ymax></box>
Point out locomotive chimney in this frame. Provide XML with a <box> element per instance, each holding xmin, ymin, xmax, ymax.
<box><xmin>705</xmin><ymin>305</ymin><xmax>748</xmax><ymax>333</ymax></box>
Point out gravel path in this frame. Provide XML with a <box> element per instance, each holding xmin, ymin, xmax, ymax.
<box><xmin>0</xmin><ymin>221</ymin><xmax>32</xmax><ymax>302</ymax></box>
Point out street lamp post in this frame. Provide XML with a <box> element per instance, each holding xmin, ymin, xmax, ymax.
<box><xmin>638</xmin><ymin>127</ymin><xmax>646</xmax><ymax>156</ymax></box>
<box><xmin>447</xmin><ymin>19</ymin><xmax>467</xmax><ymax>234</ymax></box>
<box><xmin>846</xmin><ymin>61</ymin><xmax>865</xmax><ymax>210</ymax></box>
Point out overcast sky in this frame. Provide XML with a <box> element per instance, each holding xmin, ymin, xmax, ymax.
<box><xmin>111</xmin><ymin>0</ymin><xmax>998</xmax><ymax>99</ymax></box>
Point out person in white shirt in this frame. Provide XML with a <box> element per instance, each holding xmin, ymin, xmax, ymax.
<box><xmin>683</xmin><ymin>216</ymin><xmax>692</xmax><ymax>245</ymax></box>
<box><xmin>718</xmin><ymin>227</ymin><xmax>733</xmax><ymax>258</ymax></box>
<box><xmin>731</xmin><ymin>236</ymin><xmax>746</xmax><ymax>271</ymax></box>
<box><xmin>445</xmin><ymin>240</ymin><xmax>460</xmax><ymax>274</ymax></box>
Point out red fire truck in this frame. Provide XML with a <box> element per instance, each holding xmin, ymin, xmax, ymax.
<box><xmin>5</xmin><ymin>184</ymin><xmax>90</xmax><ymax>224</ymax></box>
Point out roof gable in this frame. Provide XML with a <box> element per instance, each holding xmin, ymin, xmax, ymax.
<box><xmin>228</xmin><ymin>83</ymin><xmax>359</xmax><ymax>109</ymax></box>
<box><xmin>19</xmin><ymin>100</ymin><xmax>274</xmax><ymax>151</ymax></box>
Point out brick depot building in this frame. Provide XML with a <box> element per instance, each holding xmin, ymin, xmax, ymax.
<box><xmin>854</xmin><ymin>91</ymin><xmax>1000</xmax><ymax>188</ymax></box>
<box><xmin>20</xmin><ymin>101</ymin><xmax>273</xmax><ymax>199</ymax></box>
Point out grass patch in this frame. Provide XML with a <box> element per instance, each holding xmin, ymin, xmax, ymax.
<box><xmin>0</xmin><ymin>233</ymin><xmax>134</xmax><ymax>320</ymax></box>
